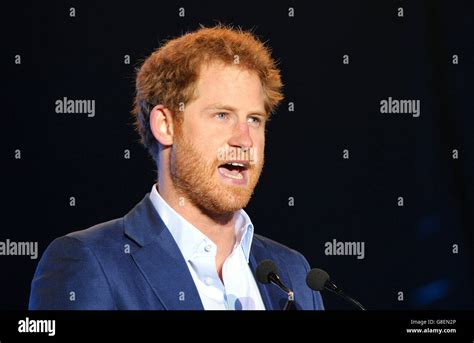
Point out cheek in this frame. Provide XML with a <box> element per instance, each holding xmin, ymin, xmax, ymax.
<box><xmin>190</xmin><ymin>117</ymin><xmax>227</xmax><ymax>143</ymax></box>
<box><xmin>182</xmin><ymin>119</ymin><xmax>218</xmax><ymax>151</ymax></box>
<box><xmin>253</xmin><ymin>132</ymin><xmax>265</xmax><ymax>154</ymax></box>
<box><xmin>195</xmin><ymin>136</ymin><xmax>223</xmax><ymax>164</ymax></box>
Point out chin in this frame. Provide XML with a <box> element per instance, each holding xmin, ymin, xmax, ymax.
<box><xmin>200</xmin><ymin>185</ymin><xmax>253</xmax><ymax>216</ymax></box>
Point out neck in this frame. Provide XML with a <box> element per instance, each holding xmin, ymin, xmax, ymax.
<box><xmin>155</xmin><ymin>181</ymin><xmax>237</xmax><ymax>253</ymax></box>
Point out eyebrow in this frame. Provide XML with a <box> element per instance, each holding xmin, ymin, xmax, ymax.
<box><xmin>203</xmin><ymin>103</ymin><xmax>268</xmax><ymax>117</ymax></box>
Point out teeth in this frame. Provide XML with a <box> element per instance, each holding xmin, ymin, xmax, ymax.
<box><xmin>221</xmin><ymin>170</ymin><xmax>244</xmax><ymax>180</ymax></box>
<box><xmin>229</xmin><ymin>162</ymin><xmax>245</xmax><ymax>167</ymax></box>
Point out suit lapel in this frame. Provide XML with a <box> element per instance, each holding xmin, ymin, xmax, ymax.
<box><xmin>249</xmin><ymin>237</ymin><xmax>288</xmax><ymax>311</ymax></box>
<box><xmin>124</xmin><ymin>194</ymin><xmax>204</xmax><ymax>310</ymax></box>
<box><xmin>123</xmin><ymin>194</ymin><xmax>291</xmax><ymax>310</ymax></box>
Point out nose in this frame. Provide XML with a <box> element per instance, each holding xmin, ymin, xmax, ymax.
<box><xmin>227</xmin><ymin>121</ymin><xmax>253</xmax><ymax>151</ymax></box>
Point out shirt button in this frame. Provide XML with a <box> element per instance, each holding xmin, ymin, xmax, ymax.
<box><xmin>204</xmin><ymin>277</ymin><xmax>213</xmax><ymax>285</ymax></box>
<box><xmin>204</xmin><ymin>244</ymin><xmax>212</xmax><ymax>252</ymax></box>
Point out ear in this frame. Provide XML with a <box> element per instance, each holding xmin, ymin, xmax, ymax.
<box><xmin>150</xmin><ymin>105</ymin><xmax>176</xmax><ymax>146</ymax></box>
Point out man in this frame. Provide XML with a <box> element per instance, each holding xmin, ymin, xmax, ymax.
<box><xmin>29</xmin><ymin>26</ymin><xmax>324</xmax><ymax>310</ymax></box>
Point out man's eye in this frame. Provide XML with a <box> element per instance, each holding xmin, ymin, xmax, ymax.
<box><xmin>248</xmin><ymin>116</ymin><xmax>262</xmax><ymax>126</ymax></box>
<box><xmin>216</xmin><ymin>112</ymin><xmax>228</xmax><ymax>120</ymax></box>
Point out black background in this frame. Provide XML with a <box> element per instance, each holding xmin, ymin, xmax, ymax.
<box><xmin>3</xmin><ymin>0</ymin><xmax>474</xmax><ymax>310</ymax></box>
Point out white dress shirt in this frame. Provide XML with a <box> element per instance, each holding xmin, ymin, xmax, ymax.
<box><xmin>149</xmin><ymin>185</ymin><xmax>266</xmax><ymax>310</ymax></box>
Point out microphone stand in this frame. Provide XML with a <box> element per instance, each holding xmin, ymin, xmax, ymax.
<box><xmin>282</xmin><ymin>291</ymin><xmax>294</xmax><ymax>311</ymax></box>
<box><xmin>269</xmin><ymin>273</ymin><xmax>295</xmax><ymax>311</ymax></box>
<box><xmin>326</xmin><ymin>280</ymin><xmax>366</xmax><ymax>311</ymax></box>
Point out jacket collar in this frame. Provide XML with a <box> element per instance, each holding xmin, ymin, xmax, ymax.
<box><xmin>124</xmin><ymin>193</ymin><xmax>289</xmax><ymax>310</ymax></box>
<box><xmin>124</xmin><ymin>194</ymin><xmax>204</xmax><ymax>310</ymax></box>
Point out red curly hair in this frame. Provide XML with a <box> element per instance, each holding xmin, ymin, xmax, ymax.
<box><xmin>132</xmin><ymin>25</ymin><xmax>284</xmax><ymax>161</ymax></box>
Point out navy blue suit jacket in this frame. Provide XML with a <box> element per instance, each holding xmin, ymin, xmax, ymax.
<box><xmin>29</xmin><ymin>194</ymin><xmax>324</xmax><ymax>310</ymax></box>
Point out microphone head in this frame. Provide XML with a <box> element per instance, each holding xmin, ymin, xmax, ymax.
<box><xmin>306</xmin><ymin>268</ymin><xmax>330</xmax><ymax>291</ymax></box>
<box><xmin>256</xmin><ymin>259</ymin><xmax>279</xmax><ymax>284</ymax></box>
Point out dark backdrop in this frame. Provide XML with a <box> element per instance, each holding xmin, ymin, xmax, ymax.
<box><xmin>3</xmin><ymin>0</ymin><xmax>473</xmax><ymax>310</ymax></box>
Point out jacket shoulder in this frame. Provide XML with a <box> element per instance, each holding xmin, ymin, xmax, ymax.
<box><xmin>66</xmin><ymin>217</ymin><xmax>125</xmax><ymax>247</ymax></box>
<box><xmin>253</xmin><ymin>234</ymin><xmax>305</xmax><ymax>262</ymax></box>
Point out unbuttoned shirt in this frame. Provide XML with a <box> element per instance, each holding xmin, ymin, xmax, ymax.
<box><xmin>149</xmin><ymin>185</ymin><xmax>266</xmax><ymax>310</ymax></box>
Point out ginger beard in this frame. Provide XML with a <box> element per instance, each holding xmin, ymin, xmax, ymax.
<box><xmin>169</xmin><ymin>129</ymin><xmax>263</xmax><ymax>218</ymax></box>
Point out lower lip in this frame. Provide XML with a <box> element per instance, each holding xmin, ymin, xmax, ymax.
<box><xmin>217</xmin><ymin>167</ymin><xmax>248</xmax><ymax>186</ymax></box>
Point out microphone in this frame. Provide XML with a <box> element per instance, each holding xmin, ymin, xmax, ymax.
<box><xmin>256</xmin><ymin>259</ymin><xmax>294</xmax><ymax>310</ymax></box>
<box><xmin>306</xmin><ymin>268</ymin><xmax>366</xmax><ymax>311</ymax></box>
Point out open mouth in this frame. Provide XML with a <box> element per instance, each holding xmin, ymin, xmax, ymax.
<box><xmin>217</xmin><ymin>161</ymin><xmax>249</xmax><ymax>184</ymax></box>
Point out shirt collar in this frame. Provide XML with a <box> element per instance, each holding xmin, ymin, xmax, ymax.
<box><xmin>149</xmin><ymin>184</ymin><xmax>255</xmax><ymax>263</ymax></box>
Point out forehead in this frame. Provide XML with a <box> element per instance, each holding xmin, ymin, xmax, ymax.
<box><xmin>192</xmin><ymin>61</ymin><xmax>265</xmax><ymax>110</ymax></box>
